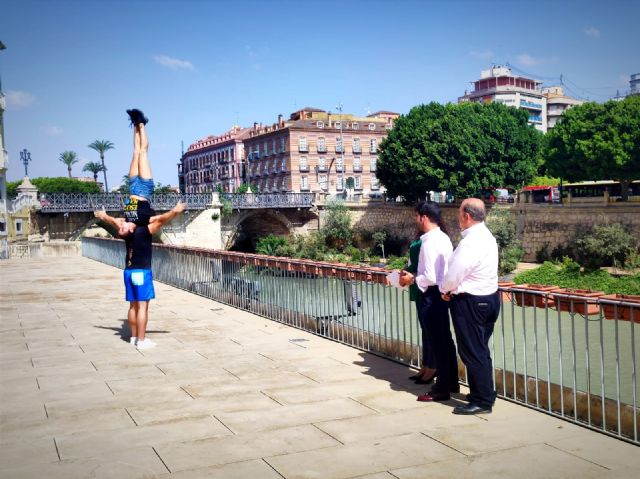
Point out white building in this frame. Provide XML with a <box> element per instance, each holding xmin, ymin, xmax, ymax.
<box><xmin>459</xmin><ymin>65</ymin><xmax>548</xmax><ymax>132</ymax></box>
<box><xmin>0</xmin><ymin>41</ymin><xmax>9</xmax><ymax>245</ymax></box>
<box><xmin>630</xmin><ymin>73</ymin><xmax>640</xmax><ymax>96</ymax></box>
<box><xmin>542</xmin><ymin>86</ymin><xmax>584</xmax><ymax>129</ymax></box>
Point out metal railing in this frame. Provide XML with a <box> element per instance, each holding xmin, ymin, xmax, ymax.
<box><xmin>81</xmin><ymin>237</ymin><xmax>639</xmax><ymax>445</ymax></box>
<box><xmin>37</xmin><ymin>192</ymin><xmax>315</xmax><ymax>212</ymax></box>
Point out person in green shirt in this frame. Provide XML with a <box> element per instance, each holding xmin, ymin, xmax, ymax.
<box><xmin>406</xmin><ymin>234</ymin><xmax>437</xmax><ymax>384</ymax></box>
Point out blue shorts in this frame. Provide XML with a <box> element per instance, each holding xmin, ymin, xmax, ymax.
<box><xmin>129</xmin><ymin>176</ymin><xmax>154</xmax><ymax>200</ymax></box>
<box><xmin>124</xmin><ymin>269</ymin><xmax>155</xmax><ymax>302</ymax></box>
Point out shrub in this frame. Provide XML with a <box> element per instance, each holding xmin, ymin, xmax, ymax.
<box><xmin>386</xmin><ymin>255</ymin><xmax>408</xmax><ymax>270</ymax></box>
<box><xmin>7</xmin><ymin>177</ymin><xmax>101</xmax><ymax>198</ymax></box>
<box><xmin>255</xmin><ymin>234</ymin><xmax>287</xmax><ymax>256</ymax></box>
<box><xmin>486</xmin><ymin>207</ymin><xmax>523</xmax><ymax>276</ymax></box>
<box><xmin>575</xmin><ymin>223</ymin><xmax>636</xmax><ymax>270</ymax></box>
<box><xmin>322</xmin><ymin>199</ymin><xmax>353</xmax><ymax>249</ymax></box>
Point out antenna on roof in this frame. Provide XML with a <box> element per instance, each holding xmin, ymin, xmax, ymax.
<box><xmin>181</xmin><ymin>140</ymin><xmax>184</xmax><ymax>156</ymax></box>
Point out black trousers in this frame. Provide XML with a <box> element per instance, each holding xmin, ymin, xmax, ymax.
<box><xmin>415</xmin><ymin>302</ymin><xmax>436</xmax><ymax>369</ymax></box>
<box><xmin>417</xmin><ymin>286</ymin><xmax>458</xmax><ymax>393</ymax></box>
<box><xmin>450</xmin><ymin>291</ymin><xmax>500</xmax><ymax>408</ymax></box>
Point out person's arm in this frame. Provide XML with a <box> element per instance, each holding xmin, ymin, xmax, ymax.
<box><xmin>415</xmin><ymin>240</ymin><xmax>438</xmax><ymax>292</ymax></box>
<box><xmin>148</xmin><ymin>201</ymin><xmax>185</xmax><ymax>235</ymax></box>
<box><xmin>94</xmin><ymin>209</ymin><xmax>122</xmax><ymax>230</ymax></box>
<box><xmin>440</xmin><ymin>240</ymin><xmax>473</xmax><ymax>295</ymax></box>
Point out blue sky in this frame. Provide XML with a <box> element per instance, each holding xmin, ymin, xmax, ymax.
<box><xmin>1</xmin><ymin>0</ymin><xmax>637</xmax><ymax>188</ymax></box>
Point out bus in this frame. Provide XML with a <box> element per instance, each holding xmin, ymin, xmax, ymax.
<box><xmin>563</xmin><ymin>180</ymin><xmax>640</xmax><ymax>202</ymax></box>
<box><xmin>521</xmin><ymin>185</ymin><xmax>560</xmax><ymax>203</ymax></box>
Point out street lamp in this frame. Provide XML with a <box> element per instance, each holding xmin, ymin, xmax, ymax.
<box><xmin>19</xmin><ymin>149</ymin><xmax>31</xmax><ymax>177</ymax></box>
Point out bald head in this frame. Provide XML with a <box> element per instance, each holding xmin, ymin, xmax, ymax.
<box><xmin>458</xmin><ymin>198</ymin><xmax>486</xmax><ymax>230</ymax></box>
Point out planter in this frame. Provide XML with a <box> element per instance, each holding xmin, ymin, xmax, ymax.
<box><xmin>514</xmin><ymin>284</ymin><xmax>557</xmax><ymax>309</ymax></box>
<box><xmin>498</xmin><ymin>281</ymin><xmax>515</xmax><ymax>304</ymax></box>
<box><xmin>551</xmin><ymin>288</ymin><xmax>603</xmax><ymax>316</ymax></box>
<box><xmin>600</xmin><ymin>294</ymin><xmax>640</xmax><ymax>323</ymax></box>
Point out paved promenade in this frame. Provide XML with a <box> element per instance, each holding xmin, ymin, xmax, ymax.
<box><xmin>1</xmin><ymin>257</ymin><xmax>638</xmax><ymax>478</ymax></box>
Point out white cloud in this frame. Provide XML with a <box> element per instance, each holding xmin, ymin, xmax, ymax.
<box><xmin>516</xmin><ymin>54</ymin><xmax>542</xmax><ymax>67</ymax></box>
<box><xmin>584</xmin><ymin>27</ymin><xmax>601</xmax><ymax>38</ymax></box>
<box><xmin>153</xmin><ymin>55</ymin><xmax>194</xmax><ymax>70</ymax></box>
<box><xmin>42</xmin><ymin>125</ymin><xmax>64</xmax><ymax>136</ymax></box>
<box><xmin>469</xmin><ymin>49</ymin><xmax>494</xmax><ymax>60</ymax></box>
<box><xmin>6</xmin><ymin>90</ymin><xmax>35</xmax><ymax>109</ymax></box>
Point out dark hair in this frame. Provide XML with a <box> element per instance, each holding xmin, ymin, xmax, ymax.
<box><xmin>462</xmin><ymin>201</ymin><xmax>486</xmax><ymax>222</ymax></box>
<box><xmin>415</xmin><ymin>201</ymin><xmax>449</xmax><ymax>236</ymax></box>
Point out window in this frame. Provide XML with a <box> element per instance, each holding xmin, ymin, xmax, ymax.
<box><xmin>334</xmin><ymin>121</ymin><xmax>342</xmax><ymax>129</ymax></box>
<box><xmin>319</xmin><ymin>174</ymin><xmax>328</xmax><ymax>191</ymax></box>
<box><xmin>335</xmin><ymin>137</ymin><xmax>343</xmax><ymax>153</ymax></box>
<box><xmin>281</xmin><ymin>177</ymin><xmax>287</xmax><ymax>191</ymax></box>
<box><xmin>370</xmin><ymin>157</ymin><xmax>377</xmax><ymax>172</ymax></box>
<box><xmin>354</xmin><ymin>176</ymin><xmax>362</xmax><ymax>189</ymax></box>
<box><xmin>336</xmin><ymin>176</ymin><xmax>344</xmax><ymax>191</ymax></box>
<box><xmin>368</xmin><ymin>123</ymin><xmax>376</xmax><ymax>130</ymax></box>
<box><xmin>15</xmin><ymin>219</ymin><xmax>23</xmax><ymax>233</ymax></box>
<box><xmin>0</xmin><ymin>220</ymin><xmax>6</xmax><ymax>234</ymax></box>
<box><xmin>370</xmin><ymin>138</ymin><xmax>377</xmax><ymax>153</ymax></box>
<box><xmin>353</xmin><ymin>157</ymin><xmax>362</xmax><ymax>172</ymax></box>
<box><xmin>352</xmin><ymin>122</ymin><xmax>359</xmax><ymax>130</ymax></box>
<box><xmin>300</xmin><ymin>176</ymin><xmax>309</xmax><ymax>190</ymax></box>
<box><xmin>336</xmin><ymin>157</ymin><xmax>344</xmax><ymax>172</ymax></box>
<box><xmin>299</xmin><ymin>137</ymin><xmax>308</xmax><ymax>152</ymax></box>
<box><xmin>264</xmin><ymin>161</ymin><xmax>270</xmax><ymax>174</ymax></box>
<box><xmin>371</xmin><ymin>175</ymin><xmax>379</xmax><ymax>190</ymax></box>
<box><xmin>264</xmin><ymin>142</ymin><xmax>269</xmax><ymax>156</ymax></box>
<box><xmin>317</xmin><ymin>137</ymin><xmax>326</xmax><ymax>152</ymax></box>
<box><xmin>272</xmin><ymin>139</ymin><xmax>276</xmax><ymax>155</ymax></box>
<box><xmin>280</xmin><ymin>138</ymin><xmax>286</xmax><ymax>153</ymax></box>
<box><xmin>281</xmin><ymin>158</ymin><xmax>286</xmax><ymax>172</ymax></box>
<box><xmin>299</xmin><ymin>156</ymin><xmax>308</xmax><ymax>171</ymax></box>
<box><xmin>317</xmin><ymin>157</ymin><xmax>326</xmax><ymax>171</ymax></box>
<box><xmin>317</xmin><ymin>121</ymin><xmax>324</xmax><ymax>128</ymax></box>
<box><xmin>352</xmin><ymin>138</ymin><xmax>361</xmax><ymax>153</ymax></box>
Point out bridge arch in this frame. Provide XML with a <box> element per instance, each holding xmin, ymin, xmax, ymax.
<box><xmin>224</xmin><ymin>209</ymin><xmax>295</xmax><ymax>252</ymax></box>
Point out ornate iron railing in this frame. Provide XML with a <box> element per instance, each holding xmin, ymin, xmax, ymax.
<box><xmin>37</xmin><ymin>192</ymin><xmax>315</xmax><ymax>213</ymax></box>
<box><xmin>220</xmin><ymin>192</ymin><xmax>315</xmax><ymax>209</ymax></box>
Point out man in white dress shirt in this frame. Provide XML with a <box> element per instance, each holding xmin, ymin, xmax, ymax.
<box><xmin>441</xmin><ymin>198</ymin><xmax>500</xmax><ymax>415</ymax></box>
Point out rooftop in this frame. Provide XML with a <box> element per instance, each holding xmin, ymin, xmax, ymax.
<box><xmin>1</xmin><ymin>256</ymin><xmax>638</xmax><ymax>478</ymax></box>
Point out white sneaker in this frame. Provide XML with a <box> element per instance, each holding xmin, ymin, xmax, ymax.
<box><xmin>136</xmin><ymin>338</ymin><xmax>156</xmax><ymax>350</ymax></box>
<box><xmin>130</xmin><ymin>336</ymin><xmax>137</xmax><ymax>345</ymax></box>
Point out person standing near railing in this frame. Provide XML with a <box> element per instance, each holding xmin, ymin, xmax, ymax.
<box><xmin>400</xmin><ymin>201</ymin><xmax>457</xmax><ymax>402</ymax></box>
<box><xmin>441</xmin><ymin>198</ymin><xmax>499</xmax><ymax>415</ymax></box>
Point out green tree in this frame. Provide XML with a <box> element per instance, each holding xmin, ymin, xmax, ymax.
<box><xmin>82</xmin><ymin>161</ymin><xmax>105</xmax><ymax>183</ymax></box>
<box><xmin>154</xmin><ymin>183</ymin><xmax>174</xmax><ymax>194</ymax></box>
<box><xmin>321</xmin><ymin>199</ymin><xmax>353</xmax><ymax>249</ymax></box>
<box><xmin>528</xmin><ymin>175</ymin><xmax>560</xmax><ymax>186</ymax></box>
<box><xmin>59</xmin><ymin>151</ymin><xmax>78</xmax><ymax>178</ymax></box>
<box><xmin>485</xmin><ymin>207</ymin><xmax>523</xmax><ymax>276</ymax></box>
<box><xmin>7</xmin><ymin>177</ymin><xmax>101</xmax><ymax>197</ymax></box>
<box><xmin>117</xmin><ymin>175</ymin><xmax>130</xmax><ymax>194</ymax></box>
<box><xmin>543</xmin><ymin>96</ymin><xmax>640</xmax><ymax>201</ymax></box>
<box><xmin>377</xmin><ymin>102</ymin><xmax>541</xmax><ymax>203</ymax></box>
<box><xmin>88</xmin><ymin>140</ymin><xmax>114</xmax><ymax>193</ymax></box>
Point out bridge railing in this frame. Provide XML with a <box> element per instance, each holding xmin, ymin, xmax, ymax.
<box><xmin>81</xmin><ymin>237</ymin><xmax>638</xmax><ymax>445</ymax></box>
<box><xmin>38</xmin><ymin>192</ymin><xmax>316</xmax><ymax>212</ymax></box>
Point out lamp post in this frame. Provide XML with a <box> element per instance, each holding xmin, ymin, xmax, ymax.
<box><xmin>20</xmin><ymin>149</ymin><xmax>31</xmax><ymax>177</ymax></box>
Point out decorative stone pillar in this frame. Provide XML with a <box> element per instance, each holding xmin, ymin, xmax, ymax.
<box><xmin>16</xmin><ymin>176</ymin><xmax>39</xmax><ymax>205</ymax></box>
<box><xmin>161</xmin><ymin>193</ymin><xmax>223</xmax><ymax>249</ymax></box>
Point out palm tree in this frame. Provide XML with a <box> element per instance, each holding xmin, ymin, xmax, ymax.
<box><xmin>59</xmin><ymin>151</ymin><xmax>78</xmax><ymax>178</ymax></box>
<box><xmin>88</xmin><ymin>140</ymin><xmax>114</xmax><ymax>192</ymax></box>
<box><xmin>83</xmin><ymin>161</ymin><xmax>106</xmax><ymax>184</ymax></box>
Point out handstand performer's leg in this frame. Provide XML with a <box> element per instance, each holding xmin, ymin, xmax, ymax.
<box><xmin>137</xmin><ymin>123</ymin><xmax>152</xmax><ymax>180</ymax></box>
<box><xmin>129</xmin><ymin>126</ymin><xmax>141</xmax><ymax>179</ymax></box>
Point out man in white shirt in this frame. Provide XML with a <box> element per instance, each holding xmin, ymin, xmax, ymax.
<box><xmin>400</xmin><ymin>202</ymin><xmax>457</xmax><ymax>402</ymax></box>
<box><xmin>441</xmin><ymin>198</ymin><xmax>500</xmax><ymax>415</ymax></box>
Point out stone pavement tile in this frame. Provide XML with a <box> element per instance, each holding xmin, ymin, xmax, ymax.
<box><xmin>350</xmin><ymin>388</ymin><xmax>433</xmax><ymax>413</ymax></box>
<box><xmin>0</xmin><ymin>445</ymin><xmax>168</xmax><ymax>479</ymax></box>
<box><xmin>0</xmin><ymin>436</ymin><xmax>59</xmax><ymax>467</ymax></box>
<box><xmin>90</xmin><ymin>361</ymin><xmax>167</xmax><ymax>380</ymax></box>
<box><xmin>348</xmin><ymin>473</ymin><xmax>397</xmax><ymax>479</ymax></box>
<box><xmin>424</xmin><ymin>409</ymin><xmax>588</xmax><ymax>455</ymax></box>
<box><xmin>262</xmin><ymin>377</ymin><xmax>396</xmax><ymax>405</ymax></box>
<box><xmin>151</xmin><ymin>459</ymin><xmax>283</xmax><ymax>479</ymax></box>
<box><xmin>35</xmin><ymin>370</ymin><xmax>104</xmax><ymax>390</ymax></box>
<box><xmin>0</xmin><ymin>399</ymin><xmax>48</xmax><ymax>427</ymax></box>
<box><xmin>182</xmin><ymin>373</ymin><xmax>316</xmax><ymax>399</ymax></box>
<box><xmin>55</xmin><ymin>416</ymin><xmax>232</xmax><ymax>460</ymax></box>
<box><xmin>215</xmin><ymin>397</ymin><xmax>375</xmax><ymax>434</ymax></box>
<box><xmin>547</xmin><ymin>432</ymin><xmax>640</xmax><ymax>472</ymax></box>
<box><xmin>152</xmin><ymin>359</ymin><xmax>236</xmax><ymax>379</ymax></box>
<box><xmin>125</xmin><ymin>394</ymin><xmax>280</xmax><ymax>426</ymax></box>
<box><xmin>390</xmin><ymin>443</ymin><xmax>611</xmax><ymax>479</ymax></box>
<box><xmin>315</xmin><ymin>405</ymin><xmax>480</xmax><ymax>444</ymax></box>
<box><xmin>155</xmin><ymin>424</ymin><xmax>339</xmax><ymax>473</ymax></box>
<box><xmin>265</xmin><ymin>431</ymin><xmax>463</xmax><ymax>479</ymax></box>
<box><xmin>0</xmin><ymin>376</ymin><xmax>39</xmax><ymax>396</ymax></box>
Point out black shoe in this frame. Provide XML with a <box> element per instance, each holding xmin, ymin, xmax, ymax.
<box><xmin>127</xmin><ymin>108</ymin><xmax>148</xmax><ymax>126</ymax></box>
<box><xmin>465</xmin><ymin>393</ymin><xmax>472</xmax><ymax>402</ymax></box>
<box><xmin>452</xmin><ymin>403</ymin><xmax>492</xmax><ymax>415</ymax></box>
<box><xmin>414</xmin><ymin>373</ymin><xmax>436</xmax><ymax>385</ymax></box>
<box><xmin>409</xmin><ymin>373</ymin><xmax>422</xmax><ymax>380</ymax></box>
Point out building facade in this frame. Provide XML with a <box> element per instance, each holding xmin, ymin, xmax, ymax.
<box><xmin>179</xmin><ymin>126</ymin><xmax>252</xmax><ymax>194</ymax></box>
<box><xmin>459</xmin><ymin>65</ymin><xmax>548</xmax><ymax>132</ymax></box>
<box><xmin>242</xmin><ymin>108</ymin><xmax>398</xmax><ymax>196</ymax></box>
<box><xmin>542</xmin><ymin>86</ymin><xmax>584</xmax><ymax>129</ymax></box>
<box><xmin>0</xmin><ymin>43</ymin><xmax>9</xmax><ymax>246</ymax></box>
<box><xmin>630</xmin><ymin>73</ymin><xmax>640</xmax><ymax>96</ymax></box>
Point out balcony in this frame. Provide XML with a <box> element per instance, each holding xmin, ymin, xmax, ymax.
<box><xmin>353</xmin><ymin>165</ymin><xmax>363</xmax><ymax>173</ymax></box>
<box><xmin>299</xmin><ymin>165</ymin><xmax>310</xmax><ymax>172</ymax></box>
<box><xmin>352</xmin><ymin>147</ymin><xmax>362</xmax><ymax>154</ymax></box>
<box><xmin>528</xmin><ymin>115</ymin><xmax>543</xmax><ymax>124</ymax></box>
<box><xmin>317</xmin><ymin>146</ymin><xmax>327</xmax><ymax>153</ymax></box>
<box><xmin>369</xmin><ymin>147</ymin><xmax>377</xmax><ymax>154</ymax></box>
<box><xmin>298</xmin><ymin>145</ymin><xmax>309</xmax><ymax>153</ymax></box>
<box><xmin>520</xmin><ymin>100</ymin><xmax>543</xmax><ymax>110</ymax></box>
<box><xmin>335</xmin><ymin>165</ymin><xmax>344</xmax><ymax>173</ymax></box>
<box><xmin>335</xmin><ymin>146</ymin><xmax>344</xmax><ymax>153</ymax></box>
<box><xmin>316</xmin><ymin>165</ymin><xmax>328</xmax><ymax>173</ymax></box>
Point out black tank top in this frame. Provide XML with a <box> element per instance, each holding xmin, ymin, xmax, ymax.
<box><xmin>124</xmin><ymin>226</ymin><xmax>153</xmax><ymax>269</ymax></box>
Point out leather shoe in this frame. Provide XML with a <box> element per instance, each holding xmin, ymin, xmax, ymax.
<box><xmin>417</xmin><ymin>391</ymin><xmax>451</xmax><ymax>402</ymax></box>
<box><xmin>414</xmin><ymin>373</ymin><xmax>436</xmax><ymax>385</ymax></box>
<box><xmin>408</xmin><ymin>373</ymin><xmax>422</xmax><ymax>380</ymax></box>
<box><xmin>452</xmin><ymin>403</ymin><xmax>492</xmax><ymax>415</ymax></box>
